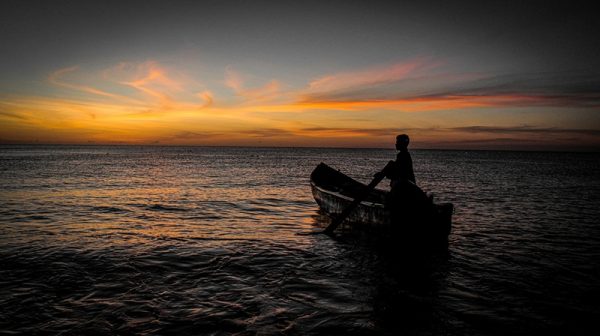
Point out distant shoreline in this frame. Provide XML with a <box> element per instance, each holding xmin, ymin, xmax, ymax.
<box><xmin>0</xmin><ymin>143</ymin><xmax>598</xmax><ymax>154</ymax></box>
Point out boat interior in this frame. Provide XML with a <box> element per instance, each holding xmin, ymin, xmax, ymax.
<box><xmin>310</xmin><ymin>163</ymin><xmax>388</xmax><ymax>204</ymax></box>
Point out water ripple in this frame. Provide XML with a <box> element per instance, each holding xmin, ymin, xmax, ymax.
<box><xmin>1</xmin><ymin>147</ymin><xmax>599</xmax><ymax>335</ymax></box>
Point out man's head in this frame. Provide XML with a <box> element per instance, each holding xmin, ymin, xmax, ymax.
<box><xmin>396</xmin><ymin>134</ymin><xmax>410</xmax><ymax>150</ymax></box>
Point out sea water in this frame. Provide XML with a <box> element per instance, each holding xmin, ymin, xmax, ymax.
<box><xmin>1</xmin><ymin>145</ymin><xmax>599</xmax><ymax>335</ymax></box>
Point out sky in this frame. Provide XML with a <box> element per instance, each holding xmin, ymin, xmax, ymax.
<box><xmin>1</xmin><ymin>0</ymin><xmax>599</xmax><ymax>150</ymax></box>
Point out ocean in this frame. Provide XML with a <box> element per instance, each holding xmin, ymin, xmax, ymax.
<box><xmin>1</xmin><ymin>145</ymin><xmax>599</xmax><ymax>335</ymax></box>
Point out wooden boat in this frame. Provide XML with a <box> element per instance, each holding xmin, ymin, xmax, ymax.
<box><xmin>310</xmin><ymin>163</ymin><xmax>453</xmax><ymax>241</ymax></box>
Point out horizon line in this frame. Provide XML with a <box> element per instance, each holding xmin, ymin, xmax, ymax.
<box><xmin>1</xmin><ymin>142</ymin><xmax>598</xmax><ymax>154</ymax></box>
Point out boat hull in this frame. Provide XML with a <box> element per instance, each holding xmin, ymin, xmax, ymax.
<box><xmin>310</xmin><ymin>163</ymin><xmax>453</xmax><ymax>239</ymax></box>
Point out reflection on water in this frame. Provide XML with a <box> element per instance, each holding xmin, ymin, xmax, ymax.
<box><xmin>1</xmin><ymin>146</ymin><xmax>599</xmax><ymax>335</ymax></box>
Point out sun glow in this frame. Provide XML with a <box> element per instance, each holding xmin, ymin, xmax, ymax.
<box><xmin>1</xmin><ymin>59</ymin><xmax>598</xmax><ymax>149</ymax></box>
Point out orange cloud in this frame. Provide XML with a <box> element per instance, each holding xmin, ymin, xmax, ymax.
<box><xmin>120</xmin><ymin>61</ymin><xmax>184</xmax><ymax>105</ymax></box>
<box><xmin>224</xmin><ymin>66</ymin><xmax>283</xmax><ymax>104</ymax></box>
<box><xmin>46</xmin><ymin>61</ymin><xmax>219</xmax><ymax>117</ymax></box>
<box><xmin>282</xmin><ymin>95</ymin><xmax>498</xmax><ymax>113</ymax></box>
<box><xmin>305</xmin><ymin>58</ymin><xmax>439</xmax><ymax>95</ymax></box>
<box><xmin>224</xmin><ymin>66</ymin><xmax>243</xmax><ymax>92</ymax></box>
<box><xmin>196</xmin><ymin>90</ymin><xmax>214</xmax><ymax>108</ymax></box>
<box><xmin>49</xmin><ymin>66</ymin><xmax>138</xmax><ymax>103</ymax></box>
<box><xmin>2</xmin><ymin>59</ymin><xmax>599</xmax><ymax>148</ymax></box>
<box><xmin>292</xmin><ymin>94</ymin><xmax>599</xmax><ymax>112</ymax></box>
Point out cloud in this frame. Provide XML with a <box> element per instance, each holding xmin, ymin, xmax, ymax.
<box><xmin>196</xmin><ymin>90</ymin><xmax>214</xmax><ymax>108</ymax></box>
<box><xmin>224</xmin><ymin>66</ymin><xmax>243</xmax><ymax>92</ymax></box>
<box><xmin>305</xmin><ymin>58</ymin><xmax>439</xmax><ymax>96</ymax></box>
<box><xmin>45</xmin><ymin>61</ymin><xmax>218</xmax><ymax>117</ymax></box>
<box><xmin>49</xmin><ymin>66</ymin><xmax>135</xmax><ymax>102</ymax></box>
<box><xmin>3</xmin><ymin>58</ymin><xmax>600</xmax><ymax>148</ymax></box>
<box><xmin>224</xmin><ymin>66</ymin><xmax>282</xmax><ymax>103</ymax></box>
<box><xmin>118</xmin><ymin>61</ymin><xmax>188</xmax><ymax>106</ymax></box>
<box><xmin>452</xmin><ymin>125</ymin><xmax>600</xmax><ymax>136</ymax></box>
<box><xmin>298</xmin><ymin>62</ymin><xmax>600</xmax><ymax>109</ymax></box>
<box><xmin>266</xmin><ymin>125</ymin><xmax>600</xmax><ymax>146</ymax></box>
<box><xmin>293</xmin><ymin>96</ymin><xmax>490</xmax><ymax>112</ymax></box>
<box><xmin>411</xmin><ymin>72</ymin><xmax>600</xmax><ymax>108</ymax></box>
<box><xmin>238</xmin><ymin>128</ymin><xmax>297</xmax><ymax>138</ymax></box>
<box><xmin>159</xmin><ymin>131</ymin><xmax>224</xmax><ymax>142</ymax></box>
<box><xmin>0</xmin><ymin>109</ymin><xmax>29</xmax><ymax>120</ymax></box>
<box><xmin>298</xmin><ymin>127</ymin><xmax>405</xmax><ymax>137</ymax></box>
<box><xmin>42</xmin><ymin>60</ymin><xmax>600</xmax><ymax>119</ymax></box>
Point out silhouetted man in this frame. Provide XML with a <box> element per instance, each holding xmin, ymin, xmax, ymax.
<box><xmin>387</xmin><ymin>134</ymin><xmax>415</xmax><ymax>187</ymax></box>
<box><xmin>377</xmin><ymin>134</ymin><xmax>429</xmax><ymax>229</ymax></box>
<box><xmin>376</xmin><ymin>134</ymin><xmax>416</xmax><ymax>188</ymax></box>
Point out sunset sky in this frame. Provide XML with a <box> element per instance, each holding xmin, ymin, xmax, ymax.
<box><xmin>1</xmin><ymin>0</ymin><xmax>599</xmax><ymax>150</ymax></box>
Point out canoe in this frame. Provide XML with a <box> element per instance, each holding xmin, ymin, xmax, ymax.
<box><xmin>310</xmin><ymin>163</ymin><xmax>453</xmax><ymax>240</ymax></box>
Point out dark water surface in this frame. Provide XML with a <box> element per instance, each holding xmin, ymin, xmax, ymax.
<box><xmin>1</xmin><ymin>146</ymin><xmax>599</xmax><ymax>335</ymax></box>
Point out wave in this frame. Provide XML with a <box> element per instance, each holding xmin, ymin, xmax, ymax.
<box><xmin>146</xmin><ymin>204</ymin><xmax>188</xmax><ymax>212</ymax></box>
<box><xmin>91</xmin><ymin>206</ymin><xmax>131</xmax><ymax>213</ymax></box>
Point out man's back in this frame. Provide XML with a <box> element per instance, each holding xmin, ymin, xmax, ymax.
<box><xmin>395</xmin><ymin>150</ymin><xmax>416</xmax><ymax>184</ymax></box>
